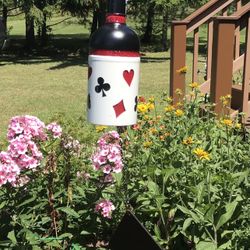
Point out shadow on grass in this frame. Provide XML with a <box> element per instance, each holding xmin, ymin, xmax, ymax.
<box><xmin>141</xmin><ymin>57</ymin><xmax>170</xmax><ymax>63</ymax></box>
<box><xmin>1</xmin><ymin>33</ymin><xmax>171</xmax><ymax>69</ymax></box>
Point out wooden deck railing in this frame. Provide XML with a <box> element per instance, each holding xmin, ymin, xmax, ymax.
<box><xmin>170</xmin><ymin>0</ymin><xmax>248</xmax><ymax>107</ymax></box>
<box><xmin>210</xmin><ymin>3</ymin><xmax>250</xmax><ymax>121</ymax></box>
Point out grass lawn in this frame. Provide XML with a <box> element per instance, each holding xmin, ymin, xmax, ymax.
<box><xmin>0</xmin><ymin>14</ymin><xmax>206</xmax><ymax>141</ymax></box>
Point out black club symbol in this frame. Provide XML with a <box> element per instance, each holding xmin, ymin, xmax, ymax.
<box><xmin>95</xmin><ymin>77</ymin><xmax>111</xmax><ymax>97</ymax></box>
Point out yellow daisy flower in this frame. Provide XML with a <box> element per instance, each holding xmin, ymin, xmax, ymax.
<box><xmin>193</xmin><ymin>148</ymin><xmax>210</xmax><ymax>160</ymax></box>
<box><xmin>183</xmin><ymin>137</ymin><xmax>194</xmax><ymax>145</ymax></box>
<box><xmin>189</xmin><ymin>82</ymin><xmax>200</xmax><ymax>89</ymax></box>
<box><xmin>137</xmin><ymin>103</ymin><xmax>149</xmax><ymax>113</ymax></box>
<box><xmin>176</xmin><ymin>66</ymin><xmax>187</xmax><ymax>74</ymax></box>
<box><xmin>175</xmin><ymin>109</ymin><xmax>184</xmax><ymax>117</ymax></box>
<box><xmin>96</xmin><ymin>125</ymin><xmax>108</xmax><ymax>132</ymax></box>
<box><xmin>143</xmin><ymin>141</ymin><xmax>153</xmax><ymax>148</ymax></box>
<box><xmin>221</xmin><ymin>119</ymin><xmax>233</xmax><ymax>127</ymax></box>
<box><xmin>165</xmin><ymin>105</ymin><xmax>175</xmax><ymax>112</ymax></box>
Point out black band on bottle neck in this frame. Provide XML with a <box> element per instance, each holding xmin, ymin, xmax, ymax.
<box><xmin>107</xmin><ymin>0</ymin><xmax>126</xmax><ymax>15</ymax></box>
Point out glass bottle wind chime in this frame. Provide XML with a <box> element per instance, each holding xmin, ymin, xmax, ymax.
<box><xmin>87</xmin><ymin>0</ymin><xmax>140</xmax><ymax>126</ymax></box>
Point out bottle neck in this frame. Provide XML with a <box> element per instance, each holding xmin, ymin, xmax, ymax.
<box><xmin>105</xmin><ymin>14</ymin><xmax>126</xmax><ymax>24</ymax></box>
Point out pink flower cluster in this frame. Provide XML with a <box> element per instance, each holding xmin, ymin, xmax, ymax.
<box><xmin>0</xmin><ymin>115</ymin><xmax>62</xmax><ymax>187</ymax></box>
<box><xmin>46</xmin><ymin>122</ymin><xmax>62</xmax><ymax>138</ymax></box>
<box><xmin>7</xmin><ymin>115</ymin><xmax>46</xmax><ymax>141</ymax></box>
<box><xmin>0</xmin><ymin>152</ymin><xmax>20</xmax><ymax>186</ymax></box>
<box><xmin>95</xmin><ymin>199</ymin><xmax>115</xmax><ymax>219</ymax></box>
<box><xmin>92</xmin><ymin>131</ymin><xmax>123</xmax><ymax>178</ymax></box>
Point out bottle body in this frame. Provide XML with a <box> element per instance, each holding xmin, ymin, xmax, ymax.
<box><xmin>88</xmin><ymin>53</ymin><xmax>140</xmax><ymax>125</ymax></box>
<box><xmin>87</xmin><ymin>4</ymin><xmax>140</xmax><ymax>126</ymax></box>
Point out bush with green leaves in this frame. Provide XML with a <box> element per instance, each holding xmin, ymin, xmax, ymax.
<box><xmin>0</xmin><ymin>88</ymin><xmax>250</xmax><ymax>250</ymax></box>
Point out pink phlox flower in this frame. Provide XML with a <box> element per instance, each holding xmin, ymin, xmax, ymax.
<box><xmin>104</xmin><ymin>174</ymin><xmax>114</xmax><ymax>183</ymax></box>
<box><xmin>95</xmin><ymin>199</ymin><xmax>115</xmax><ymax>219</ymax></box>
<box><xmin>113</xmin><ymin>162</ymin><xmax>123</xmax><ymax>173</ymax></box>
<box><xmin>109</xmin><ymin>144</ymin><xmax>121</xmax><ymax>154</ymax></box>
<box><xmin>7</xmin><ymin>135</ymin><xmax>43</xmax><ymax>169</ymax></box>
<box><xmin>97</xmin><ymin>155</ymin><xmax>107</xmax><ymax>165</ymax></box>
<box><xmin>76</xmin><ymin>171</ymin><xmax>90</xmax><ymax>180</ymax></box>
<box><xmin>92</xmin><ymin>131</ymin><xmax>123</xmax><ymax>174</ymax></box>
<box><xmin>107</xmin><ymin>152</ymin><xmax>121</xmax><ymax>163</ymax></box>
<box><xmin>28</xmin><ymin>141</ymin><xmax>43</xmax><ymax>160</ymax></box>
<box><xmin>0</xmin><ymin>151</ymin><xmax>20</xmax><ymax>187</ymax></box>
<box><xmin>46</xmin><ymin>122</ymin><xmax>62</xmax><ymax>138</ymax></box>
<box><xmin>7</xmin><ymin>115</ymin><xmax>46</xmax><ymax>141</ymax></box>
<box><xmin>103</xmin><ymin>164</ymin><xmax>112</xmax><ymax>174</ymax></box>
<box><xmin>8</xmin><ymin>136</ymin><xmax>29</xmax><ymax>157</ymax></box>
<box><xmin>16</xmin><ymin>155</ymin><xmax>39</xmax><ymax>169</ymax></box>
<box><xmin>97</xmin><ymin>131</ymin><xmax>121</xmax><ymax>147</ymax></box>
<box><xmin>92</xmin><ymin>154</ymin><xmax>101</xmax><ymax>170</ymax></box>
<box><xmin>99</xmin><ymin>145</ymin><xmax>110</xmax><ymax>157</ymax></box>
<box><xmin>0</xmin><ymin>151</ymin><xmax>13</xmax><ymax>164</ymax></box>
<box><xmin>12</xmin><ymin>175</ymin><xmax>30</xmax><ymax>187</ymax></box>
<box><xmin>109</xmin><ymin>130</ymin><xmax>120</xmax><ymax>139</ymax></box>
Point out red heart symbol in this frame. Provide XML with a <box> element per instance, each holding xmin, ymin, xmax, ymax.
<box><xmin>123</xmin><ymin>69</ymin><xmax>134</xmax><ymax>86</ymax></box>
<box><xmin>88</xmin><ymin>67</ymin><xmax>92</xmax><ymax>79</ymax></box>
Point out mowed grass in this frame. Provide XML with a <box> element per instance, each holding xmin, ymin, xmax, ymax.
<box><xmin>0</xmin><ymin>14</ymin><xmax>205</xmax><ymax>140</ymax></box>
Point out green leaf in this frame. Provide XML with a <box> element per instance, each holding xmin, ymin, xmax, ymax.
<box><xmin>45</xmin><ymin>240</ymin><xmax>61</xmax><ymax>248</ymax></box>
<box><xmin>182</xmin><ymin>218</ymin><xmax>193</xmax><ymax>232</ymax></box>
<box><xmin>154</xmin><ymin>224</ymin><xmax>161</xmax><ymax>239</ymax></box>
<box><xmin>0</xmin><ymin>201</ymin><xmax>7</xmax><ymax>209</ymax></box>
<box><xmin>25</xmin><ymin>230</ymin><xmax>39</xmax><ymax>244</ymax></box>
<box><xmin>58</xmin><ymin>233</ymin><xmax>73</xmax><ymax>239</ymax></box>
<box><xmin>197</xmin><ymin>181</ymin><xmax>205</xmax><ymax>204</ymax></box>
<box><xmin>75</xmin><ymin>186</ymin><xmax>86</xmax><ymax>197</ymax></box>
<box><xmin>147</xmin><ymin>180</ymin><xmax>159</xmax><ymax>195</ymax></box>
<box><xmin>216</xmin><ymin>201</ymin><xmax>238</xmax><ymax>230</ymax></box>
<box><xmin>218</xmin><ymin>240</ymin><xmax>232</xmax><ymax>249</ymax></box>
<box><xmin>58</xmin><ymin>207</ymin><xmax>80</xmax><ymax>218</ymax></box>
<box><xmin>80</xmin><ymin>230</ymin><xmax>91</xmax><ymax>235</ymax></box>
<box><xmin>162</xmin><ymin>167</ymin><xmax>178</xmax><ymax>183</ymax></box>
<box><xmin>204</xmin><ymin>205</ymin><xmax>215</xmax><ymax>223</ymax></box>
<box><xmin>177</xmin><ymin>205</ymin><xmax>200</xmax><ymax>223</ymax></box>
<box><xmin>113</xmin><ymin>172</ymin><xmax>122</xmax><ymax>186</ymax></box>
<box><xmin>32</xmin><ymin>246</ymin><xmax>42</xmax><ymax>250</ymax></box>
<box><xmin>196</xmin><ymin>241</ymin><xmax>217</xmax><ymax>250</ymax></box>
<box><xmin>17</xmin><ymin>196</ymin><xmax>36</xmax><ymax>208</ymax></box>
<box><xmin>7</xmin><ymin>231</ymin><xmax>17</xmax><ymax>245</ymax></box>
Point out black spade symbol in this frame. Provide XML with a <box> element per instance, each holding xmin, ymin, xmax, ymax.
<box><xmin>134</xmin><ymin>96</ymin><xmax>138</xmax><ymax>112</ymax></box>
<box><xmin>95</xmin><ymin>77</ymin><xmax>111</xmax><ymax>97</ymax></box>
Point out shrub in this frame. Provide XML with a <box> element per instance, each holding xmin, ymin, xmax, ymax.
<box><xmin>0</xmin><ymin>89</ymin><xmax>249</xmax><ymax>249</ymax></box>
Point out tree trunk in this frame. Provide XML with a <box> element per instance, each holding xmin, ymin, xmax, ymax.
<box><xmin>142</xmin><ymin>3</ymin><xmax>155</xmax><ymax>43</ymax></box>
<box><xmin>91</xmin><ymin>11</ymin><xmax>98</xmax><ymax>34</ymax></box>
<box><xmin>25</xmin><ymin>14</ymin><xmax>35</xmax><ymax>49</ymax></box>
<box><xmin>90</xmin><ymin>0</ymin><xmax>106</xmax><ymax>35</ymax></box>
<box><xmin>2</xmin><ymin>4</ymin><xmax>8</xmax><ymax>32</ymax></box>
<box><xmin>161</xmin><ymin>10</ymin><xmax>169</xmax><ymax>51</ymax></box>
<box><xmin>41</xmin><ymin>14</ymin><xmax>47</xmax><ymax>46</ymax></box>
<box><xmin>97</xmin><ymin>0</ymin><xmax>106</xmax><ymax>28</ymax></box>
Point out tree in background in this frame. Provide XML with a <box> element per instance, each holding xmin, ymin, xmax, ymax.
<box><xmin>90</xmin><ymin>0</ymin><xmax>106</xmax><ymax>34</ymax></box>
<box><xmin>128</xmin><ymin>0</ymin><xmax>209</xmax><ymax>51</ymax></box>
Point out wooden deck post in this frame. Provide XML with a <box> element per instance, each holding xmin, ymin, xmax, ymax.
<box><xmin>235</xmin><ymin>0</ymin><xmax>242</xmax><ymax>59</ymax></box>
<box><xmin>206</xmin><ymin>19</ymin><xmax>214</xmax><ymax>81</ymax></box>
<box><xmin>241</xmin><ymin>13</ymin><xmax>250</xmax><ymax>122</ymax></box>
<box><xmin>170</xmin><ymin>21</ymin><xmax>187</xmax><ymax>103</ymax></box>
<box><xmin>210</xmin><ymin>17</ymin><xmax>236</xmax><ymax>115</ymax></box>
<box><xmin>192</xmin><ymin>28</ymin><xmax>199</xmax><ymax>83</ymax></box>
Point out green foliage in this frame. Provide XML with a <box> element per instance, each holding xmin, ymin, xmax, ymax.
<box><xmin>0</xmin><ymin>90</ymin><xmax>249</xmax><ymax>249</ymax></box>
<box><xmin>117</xmin><ymin>90</ymin><xmax>250</xmax><ymax>249</ymax></box>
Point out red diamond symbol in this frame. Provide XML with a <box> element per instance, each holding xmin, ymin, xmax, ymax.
<box><xmin>113</xmin><ymin>100</ymin><xmax>126</xmax><ymax>118</ymax></box>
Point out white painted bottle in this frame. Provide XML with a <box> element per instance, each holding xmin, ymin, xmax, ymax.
<box><xmin>87</xmin><ymin>0</ymin><xmax>140</xmax><ymax>126</ymax></box>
